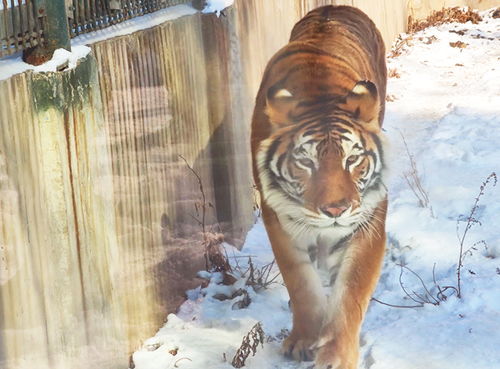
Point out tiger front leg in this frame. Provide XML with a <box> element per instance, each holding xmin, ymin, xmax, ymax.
<box><xmin>260</xmin><ymin>203</ymin><xmax>326</xmax><ymax>362</ymax></box>
<box><xmin>282</xmin><ymin>270</ymin><xmax>325</xmax><ymax>362</ymax></box>
<box><xmin>315</xmin><ymin>200</ymin><xmax>387</xmax><ymax>369</ymax></box>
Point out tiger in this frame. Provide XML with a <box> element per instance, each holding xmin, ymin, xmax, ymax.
<box><xmin>250</xmin><ymin>5</ymin><xmax>387</xmax><ymax>369</ymax></box>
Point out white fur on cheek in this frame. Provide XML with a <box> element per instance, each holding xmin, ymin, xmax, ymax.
<box><xmin>256</xmin><ymin>138</ymin><xmax>387</xmax><ymax>251</ymax></box>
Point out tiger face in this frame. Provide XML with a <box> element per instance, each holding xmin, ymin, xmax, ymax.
<box><xmin>256</xmin><ymin>83</ymin><xmax>386</xmax><ymax>244</ymax></box>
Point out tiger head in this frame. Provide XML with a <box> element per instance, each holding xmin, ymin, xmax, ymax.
<box><xmin>256</xmin><ymin>81</ymin><xmax>387</xmax><ymax>237</ymax></box>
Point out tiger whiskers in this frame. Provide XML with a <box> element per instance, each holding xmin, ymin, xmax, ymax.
<box><xmin>358</xmin><ymin>211</ymin><xmax>382</xmax><ymax>240</ymax></box>
<box><xmin>289</xmin><ymin>217</ymin><xmax>315</xmax><ymax>237</ymax></box>
<box><xmin>358</xmin><ymin>218</ymin><xmax>375</xmax><ymax>240</ymax></box>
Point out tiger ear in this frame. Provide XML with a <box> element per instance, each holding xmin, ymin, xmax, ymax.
<box><xmin>265</xmin><ymin>87</ymin><xmax>297</xmax><ymax>125</ymax></box>
<box><xmin>339</xmin><ymin>81</ymin><xmax>380</xmax><ymax>132</ymax></box>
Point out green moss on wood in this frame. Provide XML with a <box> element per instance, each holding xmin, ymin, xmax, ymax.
<box><xmin>31</xmin><ymin>54</ymin><xmax>95</xmax><ymax>112</ymax></box>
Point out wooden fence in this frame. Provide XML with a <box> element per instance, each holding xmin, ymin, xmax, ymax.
<box><xmin>0</xmin><ymin>0</ymin><xmax>191</xmax><ymax>57</ymax></box>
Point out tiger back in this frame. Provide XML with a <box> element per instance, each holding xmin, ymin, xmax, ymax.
<box><xmin>251</xmin><ymin>6</ymin><xmax>388</xmax><ymax>369</ymax></box>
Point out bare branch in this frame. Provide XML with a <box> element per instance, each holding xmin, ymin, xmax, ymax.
<box><xmin>371</xmin><ymin>297</ymin><xmax>423</xmax><ymax>309</ymax></box>
<box><xmin>399</xmin><ymin>131</ymin><xmax>434</xmax><ymax>217</ymax></box>
<box><xmin>398</xmin><ymin>264</ymin><xmax>440</xmax><ymax>305</ymax></box>
<box><xmin>456</xmin><ymin>172</ymin><xmax>497</xmax><ymax>297</ymax></box>
<box><xmin>179</xmin><ymin>154</ymin><xmax>207</xmax><ymax>234</ymax></box>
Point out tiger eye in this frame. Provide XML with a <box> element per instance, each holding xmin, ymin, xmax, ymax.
<box><xmin>297</xmin><ymin>158</ymin><xmax>314</xmax><ymax>168</ymax></box>
<box><xmin>346</xmin><ymin>155</ymin><xmax>360</xmax><ymax>166</ymax></box>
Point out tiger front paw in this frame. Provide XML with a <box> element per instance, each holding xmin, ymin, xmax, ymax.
<box><xmin>281</xmin><ymin>333</ymin><xmax>316</xmax><ymax>362</ymax></box>
<box><xmin>314</xmin><ymin>338</ymin><xmax>358</xmax><ymax>369</ymax></box>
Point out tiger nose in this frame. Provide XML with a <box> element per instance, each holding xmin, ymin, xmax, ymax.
<box><xmin>320</xmin><ymin>203</ymin><xmax>349</xmax><ymax>218</ymax></box>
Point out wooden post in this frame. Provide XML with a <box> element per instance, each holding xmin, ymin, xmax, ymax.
<box><xmin>23</xmin><ymin>0</ymin><xmax>71</xmax><ymax>66</ymax></box>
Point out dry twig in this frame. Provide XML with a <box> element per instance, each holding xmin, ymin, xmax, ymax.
<box><xmin>388</xmin><ymin>68</ymin><xmax>401</xmax><ymax>78</ymax></box>
<box><xmin>455</xmin><ymin>172</ymin><xmax>497</xmax><ymax>297</ymax></box>
<box><xmin>407</xmin><ymin>7</ymin><xmax>481</xmax><ymax>33</ymax></box>
<box><xmin>389</xmin><ymin>34</ymin><xmax>413</xmax><ymax>58</ymax></box>
<box><xmin>179</xmin><ymin>155</ymin><xmax>231</xmax><ymax>273</ymax></box>
<box><xmin>231</xmin><ymin>323</ymin><xmax>265</xmax><ymax>368</ymax></box>
<box><xmin>399</xmin><ymin>132</ymin><xmax>434</xmax><ymax>217</ymax></box>
<box><xmin>236</xmin><ymin>257</ymin><xmax>281</xmax><ymax>292</ymax></box>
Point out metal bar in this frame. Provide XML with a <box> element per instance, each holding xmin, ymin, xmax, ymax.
<box><xmin>78</xmin><ymin>1</ymin><xmax>83</xmax><ymax>34</ymax></box>
<box><xmin>102</xmin><ymin>0</ymin><xmax>112</xmax><ymax>26</ymax></box>
<box><xmin>125</xmin><ymin>0</ymin><xmax>131</xmax><ymax>18</ymax></box>
<box><xmin>129</xmin><ymin>0</ymin><xmax>135</xmax><ymax>19</ymax></box>
<box><xmin>95</xmin><ymin>0</ymin><xmax>101</xmax><ymax>29</ymax></box>
<box><xmin>9</xmin><ymin>0</ymin><xmax>17</xmax><ymax>52</ymax></box>
<box><xmin>30</xmin><ymin>0</ymin><xmax>42</xmax><ymax>48</ymax></box>
<box><xmin>86</xmin><ymin>0</ymin><xmax>91</xmax><ymax>33</ymax></box>
<box><xmin>98</xmin><ymin>0</ymin><xmax>106</xmax><ymax>29</ymax></box>
<box><xmin>130</xmin><ymin>0</ymin><xmax>136</xmax><ymax>19</ymax></box>
<box><xmin>26</xmin><ymin>0</ymin><xmax>32</xmax><ymax>42</ymax></box>
<box><xmin>88</xmin><ymin>0</ymin><xmax>93</xmax><ymax>32</ymax></box>
<box><xmin>82</xmin><ymin>0</ymin><xmax>88</xmax><ymax>32</ymax></box>
<box><xmin>90</xmin><ymin>0</ymin><xmax>96</xmax><ymax>30</ymax></box>
<box><xmin>108</xmin><ymin>0</ymin><xmax>117</xmax><ymax>24</ymax></box>
<box><xmin>99</xmin><ymin>0</ymin><xmax>108</xmax><ymax>28</ymax></box>
<box><xmin>1</xmin><ymin>0</ymin><xmax>10</xmax><ymax>56</ymax></box>
<box><xmin>92</xmin><ymin>0</ymin><xmax>98</xmax><ymax>30</ymax></box>
<box><xmin>89</xmin><ymin>0</ymin><xmax>96</xmax><ymax>30</ymax></box>
<box><xmin>18</xmin><ymin>0</ymin><xmax>27</xmax><ymax>50</ymax></box>
<box><xmin>132</xmin><ymin>0</ymin><xmax>139</xmax><ymax>18</ymax></box>
<box><xmin>93</xmin><ymin>0</ymin><xmax>99</xmax><ymax>29</ymax></box>
<box><xmin>72</xmin><ymin>0</ymin><xmax>78</xmax><ymax>35</ymax></box>
<box><xmin>38</xmin><ymin>0</ymin><xmax>70</xmax><ymax>53</ymax></box>
<box><xmin>94</xmin><ymin>0</ymin><xmax>101</xmax><ymax>29</ymax></box>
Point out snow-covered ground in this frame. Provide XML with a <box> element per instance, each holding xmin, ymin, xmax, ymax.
<box><xmin>132</xmin><ymin>9</ymin><xmax>500</xmax><ymax>369</ymax></box>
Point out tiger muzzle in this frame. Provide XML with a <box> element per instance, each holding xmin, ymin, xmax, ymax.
<box><xmin>320</xmin><ymin>202</ymin><xmax>350</xmax><ymax>218</ymax></box>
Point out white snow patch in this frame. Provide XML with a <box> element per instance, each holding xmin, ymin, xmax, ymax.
<box><xmin>134</xmin><ymin>9</ymin><xmax>500</xmax><ymax>369</ymax></box>
<box><xmin>202</xmin><ymin>0</ymin><xmax>235</xmax><ymax>15</ymax></box>
<box><xmin>0</xmin><ymin>46</ymin><xmax>91</xmax><ymax>81</ymax></box>
<box><xmin>32</xmin><ymin>46</ymin><xmax>91</xmax><ymax>73</ymax></box>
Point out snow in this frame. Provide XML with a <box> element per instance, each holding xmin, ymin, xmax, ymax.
<box><xmin>132</xmin><ymin>8</ymin><xmax>500</xmax><ymax>369</ymax></box>
<box><xmin>0</xmin><ymin>4</ymin><xmax>196</xmax><ymax>81</ymax></box>
<box><xmin>31</xmin><ymin>46</ymin><xmax>92</xmax><ymax>73</ymax></box>
<box><xmin>0</xmin><ymin>46</ymin><xmax>92</xmax><ymax>81</ymax></box>
<box><xmin>202</xmin><ymin>0</ymin><xmax>235</xmax><ymax>15</ymax></box>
